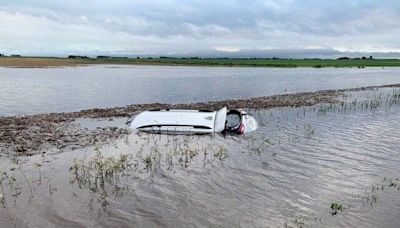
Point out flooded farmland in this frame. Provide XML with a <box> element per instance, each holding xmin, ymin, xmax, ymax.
<box><xmin>1</xmin><ymin>83</ymin><xmax>400</xmax><ymax>227</ymax></box>
<box><xmin>1</xmin><ymin>65</ymin><xmax>400</xmax><ymax>116</ymax></box>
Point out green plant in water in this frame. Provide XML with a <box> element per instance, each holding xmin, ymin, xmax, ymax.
<box><xmin>317</xmin><ymin>88</ymin><xmax>400</xmax><ymax>116</ymax></box>
<box><xmin>214</xmin><ymin>145</ymin><xmax>228</xmax><ymax>160</ymax></box>
<box><xmin>0</xmin><ymin>193</ymin><xmax>4</xmax><ymax>206</ymax></box>
<box><xmin>282</xmin><ymin>215</ymin><xmax>320</xmax><ymax>228</ymax></box>
<box><xmin>0</xmin><ymin>171</ymin><xmax>5</xmax><ymax>207</ymax></box>
<box><xmin>361</xmin><ymin>177</ymin><xmax>400</xmax><ymax>208</ymax></box>
<box><xmin>143</xmin><ymin>155</ymin><xmax>152</xmax><ymax>170</ymax></box>
<box><xmin>293</xmin><ymin>218</ymin><xmax>305</xmax><ymax>227</ymax></box>
<box><xmin>70</xmin><ymin>150</ymin><xmax>133</xmax><ymax>193</ymax></box>
<box><xmin>0</xmin><ymin>170</ymin><xmax>20</xmax><ymax>207</ymax></box>
<box><xmin>304</xmin><ymin>124</ymin><xmax>315</xmax><ymax>139</ymax></box>
<box><xmin>330</xmin><ymin>202</ymin><xmax>344</xmax><ymax>215</ymax></box>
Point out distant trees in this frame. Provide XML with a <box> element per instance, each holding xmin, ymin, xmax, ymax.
<box><xmin>96</xmin><ymin>55</ymin><xmax>111</xmax><ymax>59</ymax></box>
<box><xmin>110</xmin><ymin>56</ymin><xmax>128</xmax><ymax>59</ymax></box>
<box><xmin>337</xmin><ymin>56</ymin><xmax>374</xmax><ymax>60</ymax></box>
<box><xmin>96</xmin><ymin>56</ymin><xmax>128</xmax><ymax>59</ymax></box>
<box><xmin>68</xmin><ymin>55</ymin><xmax>89</xmax><ymax>59</ymax></box>
<box><xmin>0</xmin><ymin>54</ymin><xmax>22</xmax><ymax>57</ymax></box>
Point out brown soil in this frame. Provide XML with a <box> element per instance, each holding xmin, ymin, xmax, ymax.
<box><xmin>1</xmin><ymin>83</ymin><xmax>399</xmax><ymax>156</ymax></box>
<box><xmin>0</xmin><ymin>57</ymin><xmax>92</xmax><ymax>68</ymax></box>
<box><xmin>0</xmin><ymin>57</ymin><xmax>181</xmax><ymax>68</ymax></box>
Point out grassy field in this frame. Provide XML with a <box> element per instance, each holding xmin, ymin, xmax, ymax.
<box><xmin>124</xmin><ymin>57</ymin><xmax>400</xmax><ymax>67</ymax></box>
<box><xmin>1</xmin><ymin>56</ymin><xmax>400</xmax><ymax>68</ymax></box>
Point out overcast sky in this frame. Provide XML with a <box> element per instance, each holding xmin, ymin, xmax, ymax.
<box><xmin>1</xmin><ymin>0</ymin><xmax>399</xmax><ymax>57</ymax></box>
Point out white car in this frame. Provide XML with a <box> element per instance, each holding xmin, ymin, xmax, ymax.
<box><xmin>127</xmin><ymin>107</ymin><xmax>258</xmax><ymax>135</ymax></box>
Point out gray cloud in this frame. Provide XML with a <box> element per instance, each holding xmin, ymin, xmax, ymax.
<box><xmin>0</xmin><ymin>0</ymin><xmax>399</xmax><ymax>56</ymax></box>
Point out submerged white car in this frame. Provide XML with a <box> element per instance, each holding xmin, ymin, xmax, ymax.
<box><xmin>127</xmin><ymin>107</ymin><xmax>258</xmax><ymax>135</ymax></box>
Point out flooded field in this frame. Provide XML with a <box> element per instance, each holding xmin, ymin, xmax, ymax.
<box><xmin>1</xmin><ymin>87</ymin><xmax>400</xmax><ymax>227</ymax></box>
<box><xmin>1</xmin><ymin>65</ymin><xmax>400</xmax><ymax>116</ymax></box>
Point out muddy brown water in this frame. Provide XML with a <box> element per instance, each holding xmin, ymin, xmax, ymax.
<box><xmin>1</xmin><ymin>88</ymin><xmax>400</xmax><ymax>227</ymax></box>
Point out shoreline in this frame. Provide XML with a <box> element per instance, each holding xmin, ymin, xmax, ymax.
<box><xmin>1</xmin><ymin>83</ymin><xmax>400</xmax><ymax>156</ymax></box>
<box><xmin>1</xmin><ymin>57</ymin><xmax>400</xmax><ymax>68</ymax></box>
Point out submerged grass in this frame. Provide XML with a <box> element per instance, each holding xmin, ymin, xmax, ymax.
<box><xmin>282</xmin><ymin>177</ymin><xmax>400</xmax><ymax>227</ymax></box>
<box><xmin>317</xmin><ymin>88</ymin><xmax>400</xmax><ymax>115</ymax></box>
<box><xmin>0</xmin><ymin>168</ymin><xmax>37</xmax><ymax>209</ymax></box>
<box><xmin>69</xmin><ymin>149</ymin><xmax>133</xmax><ymax>193</ymax></box>
<box><xmin>330</xmin><ymin>202</ymin><xmax>345</xmax><ymax>215</ymax></box>
<box><xmin>0</xmin><ymin>169</ymin><xmax>21</xmax><ymax>208</ymax></box>
<box><xmin>360</xmin><ymin>177</ymin><xmax>400</xmax><ymax>208</ymax></box>
<box><xmin>69</xmin><ymin>137</ymin><xmax>230</xmax><ymax>190</ymax></box>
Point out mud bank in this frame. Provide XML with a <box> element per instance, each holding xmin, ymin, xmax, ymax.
<box><xmin>1</xmin><ymin>83</ymin><xmax>399</xmax><ymax>156</ymax></box>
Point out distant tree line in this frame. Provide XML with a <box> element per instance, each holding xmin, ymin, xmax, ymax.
<box><xmin>337</xmin><ymin>56</ymin><xmax>373</xmax><ymax>60</ymax></box>
<box><xmin>68</xmin><ymin>55</ymin><xmax>90</xmax><ymax>59</ymax></box>
<box><xmin>96</xmin><ymin>55</ymin><xmax>111</xmax><ymax>59</ymax></box>
<box><xmin>0</xmin><ymin>54</ymin><xmax>21</xmax><ymax>57</ymax></box>
<box><xmin>96</xmin><ymin>56</ymin><xmax>128</xmax><ymax>59</ymax></box>
<box><xmin>62</xmin><ymin>55</ymin><xmax>383</xmax><ymax>61</ymax></box>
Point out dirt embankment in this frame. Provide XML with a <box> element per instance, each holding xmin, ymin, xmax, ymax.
<box><xmin>1</xmin><ymin>83</ymin><xmax>399</xmax><ymax>156</ymax></box>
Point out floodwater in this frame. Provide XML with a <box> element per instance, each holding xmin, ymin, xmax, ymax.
<box><xmin>1</xmin><ymin>89</ymin><xmax>400</xmax><ymax>227</ymax></box>
<box><xmin>1</xmin><ymin>65</ymin><xmax>400</xmax><ymax>116</ymax></box>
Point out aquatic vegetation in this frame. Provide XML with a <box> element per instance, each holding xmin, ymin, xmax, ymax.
<box><xmin>330</xmin><ymin>202</ymin><xmax>344</xmax><ymax>215</ymax></box>
<box><xmin>330</xmin><ymin>177</ymin><xmax>400</xmax><ymax>217</ymax></box>
<box><xmin>69</xmin><ymin>138</ymin><xmax>230</xmax><ymax>189</ymax></box>
<box><xmin>281</xmin><ymin>177</ymin><xmax>400</xmax><ymax>226</ymax></box>
<box><xmin>361</xmin><ymin>177</ymin><xmax>400</xmax><ymax>207</ymax></box>
<box><xmin>247</xmin><ymin>135</ymin><xmax>274</xmax><ymax>155</ymax></box>
<box><xmin>0</xmin><ymin>193</ymin><xmax>3</xmax><ymax>206</ymax></box>
<box><xmin>69</xmin><ymin>149</ymin><xmax>134</xmax><ymax>193</ymax></box>
<box><xmin>283</xmin><ymin>218</ymin><xmax>306</xmax><ymax>228</ymax></box>
<box><xmin>0</xmin><ymin>171</ymin><xmax>6</xmax><ymax>207</ymax></box>
<box><xmin>0</xmin><ymin>170</ymin><xmax>19</xmax><ymax>207</ymax></box>
<box><xmin>282</xmin><ymin>216</ymin><xmax>320</xmax><ymax>228</ymax></box>
<box><xmin>143</xmin><ymin>154</ymin><xmax>153</xmax><ymax>170</ymax></box>
<box><xmin>304</xmin><ymin>124</ymin><xmax>315</xmax><ymax>139</ymax></box>
<box><xmin>213</xmin><ymin>145</ymin><xmax>228</xmax><ymax>160</ymax></box>
<box><xmin>317</xmin><ymin>88</ymin><xmax>400</xmax><ymax>115</ymax></box>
